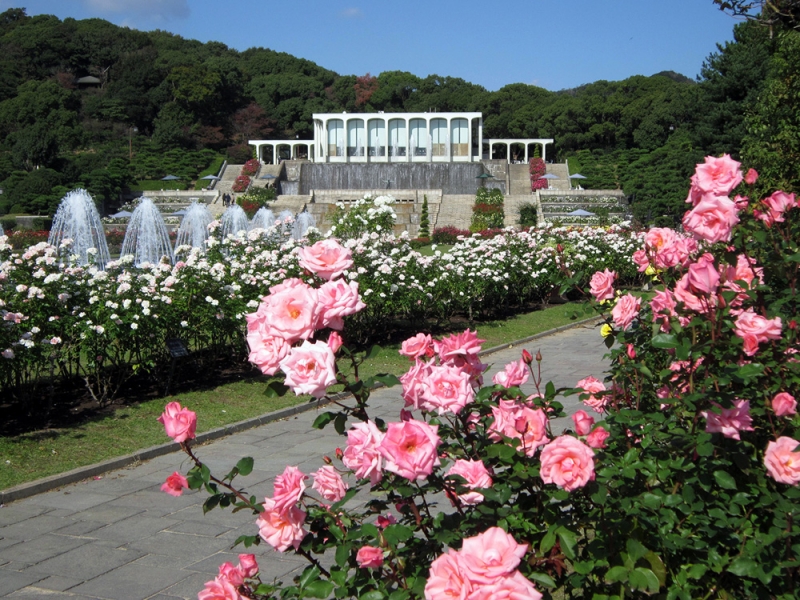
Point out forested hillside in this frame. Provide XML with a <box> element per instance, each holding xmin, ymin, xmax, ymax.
<box><xmin>0</xmin><ymin>7</ymin><xmax>794</xmax><ymax>224</ymax></box>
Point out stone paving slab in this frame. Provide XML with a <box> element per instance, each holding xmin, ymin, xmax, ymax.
<box><xmin>0</xmin><ymin>321</ymin><xmax>608</xmax><ymax>599</ymax></box>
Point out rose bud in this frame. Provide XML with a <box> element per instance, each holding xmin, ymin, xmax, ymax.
<box><xmin>335</xmin><ymin>447</ymin><xmax>344</xmax><ymax>460</ymax></box>
<box><xmin>522</xmin><ymin>349</ymin><xmax>533</xmax><ymax>365</ymax></box>
<box><xmin>535</xmin><ymin>350</ymin><xmax>543</xmax><ymax>363</ymax></box>
<box><xmin>322</xmin><ymin>455</ymin><xmax>332</xmax><ymax>464</ymax></box>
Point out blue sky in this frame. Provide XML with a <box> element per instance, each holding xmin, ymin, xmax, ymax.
<box><xmin>4</xmin><ymin>0</ymin><xmax>742</xmax><ymax>91</ymax></box>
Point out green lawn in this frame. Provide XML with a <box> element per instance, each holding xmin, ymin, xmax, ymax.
<box><xmin>0</xmin><ymin>301</ymin><xmax>595</xmax><ymax>491</ymax></box>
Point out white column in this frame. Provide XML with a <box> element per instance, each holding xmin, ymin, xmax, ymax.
<box><xmin>406</xmin><ymin>118</ymin><xmax>411</xmax><ymax>163</ymax></box>
<box><xmin>524</xmin><ymin>143</ymin><xmax>529</xmax><ymax>163</ymax></box>
<box><xmin>467</xmin><ymin>119</ymin><xmax>473</xmax><ymax>163</ymax></box>
<box><xmin>383</xmin><ymin>117</ymin><xmax>389</xmax><ymax>163</ymax></box>
<box><xmin>506</xmin><ymin>142</ymin><xmax>510</xmax><ymax>164</ymax></box>
<box><xmin>541</xmin><ymin>141</ymin><xmax>547</xmax><ymax>163</ymax></box>
<box><xmin>477</xmin><ymin>117</ymin><xmax>483</xmax><ymax>162</ymax></box>
<box><xmin>427</xmin><ymin>117</ymin><xmax>432</xmax><ymax>163</ymax></box>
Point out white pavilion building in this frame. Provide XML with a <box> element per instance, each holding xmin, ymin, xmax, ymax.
<box><xmin>249</xmin><ymin>112</ymin><xmax>552</xmax><ymax>165</ymax></box>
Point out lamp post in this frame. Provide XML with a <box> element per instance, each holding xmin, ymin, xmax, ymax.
<box><xmin>129</xmin><ymin>126</ymin><xmax>138</xmax><ymax>160</ymax></box>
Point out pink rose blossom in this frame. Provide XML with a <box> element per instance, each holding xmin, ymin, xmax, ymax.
<box><xmin>297</xmin><ymin>239</ymin><xmax>354</xmax><ymax>280</ymax></box>
<box><xmin>611</xmin><ymin>294</ymin><xmax>641</xmax><ymax>331</ymax></box>
<box><xmin>761</xmin><ymin>190</ymin><xmax>797</xmax><ymax>226</ymax></box>
<box><xmin>421</xmin><ymin>363</ymin><xmax>474</xmax><ymax>415</ymax></box>
<box><xmin>198</xmin><ymin>576</ymin><xmax>244</xmax><ymax>600</ymax></box>
<box><xmin>772</xmin><ymin>393</ymin><xmax>797</xmax><ymax>417</ymax></box>
<box><xmin>765</xmin><ymin>437</ymin><xmax>800</xmax><ymax>485</ymax></box>
<box><xmin>160</xmin><ymin>471</ymin><xmax>189</xmax><ymax>497</ymax></box>
<box><xmin>279</xmin><ymin>340</ymin><xmax>336</xmax><ymax>398</ymax></box>
<box><xmin>261</xmin><ymin>280</ymin><xmax>318</xmax><ymax>344</ymax></box>
<box><xmin>157</xmin><ymin>401</ymin><xmax>197</xmax><ymax>443</ymax></box>
<box><xmin>589</xmin><ymin>269</ymin><xmax>617</xmax><ymax>302</ymax></box>
<box><xmin>489</xmin><ymin>400</ymin><xmax>549</xmax><ymax>457</ymax></box>
<box><xmin>692</xmin><ymin>154</ymin><xmax>743</xmax><ymax>197</ymax></box>
<box><xmin>256</xmin><ymin>497</ymin><xmax>307</xmax><ymax>552</ymax></box>
<box><xmin>436</xmin><ymin>329</ymin><xmax>485</xmax><ymax>363</ymax></box>
<box><xmin>425</xmin><ymin>549</ymin><xmax>473</xmax><ymax>600</ymax></box>
<box><xmin>246</xmin><ymin>333</ymin><xmax>290</xmax><ymax>376</ymax></box>
<box><xmin>650</xmin><ymin>289</ymin><xmax>677</xmax><ymax>332</ymax></box>
<box><xmin>685</xmin><ymin>253</ymin><xmax>720</xmax><ymax>295</ymax></box>
<box><xmin>744</xmin><ymin>168</ymin><xmax>758</xmax><ymax>185</ymax></box>
<box><xmin>576</xmin><ymin>376</ymin><xmax>607</xmax><ymax>412</ymax></box>
<box><xmin>379</xmin><ymin>419</ymin><xmax>441</xmax><ymax>481</ymax></box>
<box><xmin>316</xmin><ymin>279</ymin><xmax>366</xmax><ymax>330</ymax></box>
<box><xmin>401</xmin><ymin>359</ymin><xmax>432</xmax><ymax>410</ymax></box>
<box><xmin>218</xmin><ymin>562</ymin><xmax>245</xmax><ymax>587</ymax></box>
<box><xmin>459</xmin><ymin>527</ymin><xmax>528</xmax><ymax>584</ymax></box>
<box><xmin>343</xmin><ymin>421</ymin><xmax>384</xmax><ymax>484</ymax></box>
<box><xmin>492</xmin><ymin>359</ymin><xmax>529</xmax><ymax>388</ymax></box>
<box><xmin>468</xmin><ymin>571</ymin><xmax>543</xmax><ymax>600</ymax></box>
<box><xmin>734</xmin><ymin>309</ymin><xmax>782</xmax><ymax>356</ymax></box>
<box><xmin>586</xmin><ymin>426</ymin><xmax>610</xmax><ymax>449</ymax></box>
<box><xmin>702</xmin><ymin>399</ymin><xmax>754</xmax><ymax>440</ymax></box>
<box><xmin>540</xmin><ymin>436</ymin><xmax>595</xmax><ymax>491</ymax></box>
<box><xmin>238</xmin><ymin>554</ymin><xmax>258</xmax><ymax>578</ymax></box>
<box><xmin>312</xmin><ymin>465</ymin><xmax>348</xmax><ymax>502</ymax></box>
<box><xmin>356</xmin><ymin>546</ymin><xmax>384</xmax><ymax>568</ymax></box>
<box><xmin>445</xmin><ymin>459</ymin><xmax>493</xmax><ymax>506</ymax></box>
<box><xmin>571</xmin><ymin>410</ymin><xmax>595</xmax><ymax>436</ymax></box>
<box><xmin>400</xmin><ymin>333</ymin><xmax>434</xmax><ymax>359</ymax></box>
<box><xmin>272</xmin><ymin>466</ymin><xmax>307</xmax><ymax>513</ymax></box>
<box><xmin>633</xmin><ymin>249</ymin><xmax>650</xmax><ymax>272</ymax></box>
<box><xmin>327</xmin><ymin>331</ymin><xmax>343</xmax><ymax>353</ymax></box>
<box><xmin>682</xmin><ymin>193</ymin><xmax>740</xmax><ymax>244</ymax></box>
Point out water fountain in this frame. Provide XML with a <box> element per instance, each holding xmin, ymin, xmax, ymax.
<box><xmin>120</xmin><ymin>197</ymin><xmax>174</xmax><ymax>266</ymax></box>
<box><xmin>250</xmin><ymin>207</ymin><xmax>276</xmax><ymax>231</ymax></box>
<box><xmin>48</xmin><ymin>189</ymin><xmax>111</xmax><ymax>269</ymax></box>
<box><xmin>175</xmin><ymin>202</ymin><xmax>212</xmax><ymax>250</ymax></box>
<box><xmin>219</xmin><ymin>204</ymin><xmax>250</xmax><ymax>239</ymax></box>
<box><xmin>0</xmin><ymin>222</ymin><xmax>4</xmax><ymax>237</ymax></box>
<box><xmin>293</xmin><ymin>211</ymin><xmax>316</xmax><ymax>240</ymax></box>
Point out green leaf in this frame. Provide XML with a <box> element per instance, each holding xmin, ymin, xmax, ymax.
<box><xmin>714</xmin><ymin>470</ymin><xmax>737</xmax><ymax>490</ymax></box>
<box><xmin>264</xmin><ymin>380</ymin><xmax>289</xmax><ymax>398</ymax></box>
<box><xmin>573</xmin><ymin>561</ymin><xmax>595</xmax><ymax>575</ymax></box>
<box><xmin>312</xmin><ymin>411</ymin><xmax>336</xmax><ymax>430</ymax></box>
<box><xmin>373</xmin><ymin>373</ymin><xmax>401</xmax><ymax>388</ymax></box>
<box><xmin>235</xmin><ymin>457</ymin><xmax>254</xmax><ymax>477</ymax></box>
<box><xmin>696</xmin><ymin>442</ymin><xmax>714</xmax><ymax>457</ymax></box>
<box><xmin>645</xmin><ymin>552</ymin><xmax>667</xmax><ymax>587</ymax></box>
<box><xmin>605</xmin><ymin>565</ymin><xmax>629</xmax><ymax>583</ymax></box>
<box><xmin>334</xmin><ymin>412</ymin><xmax>347</xmax><ymax>435</ymax></box>
<box><xmin>335</xmin><ymin>544</ymin><xmax>350</xmax><ymax>568</ymax></box>
<box><xmin>626</xmin><ymin>539</ymin><xmax>648</xmax><ymax>562</ymax></box>
<box><xmin>734</xmin><ymin>363</ymin><xmax>764</xmax><ymax>381</ymax></box>
<box><xmin>557</xmin><ymin>527</ymin><xmax>577</xmax><ymax>560</ymax></box>
<box><xmin>234</xmin><ymin>534</ymin><xmax>259</xmax><ymax>548</ymax></box>
<box><xmin>528</xmin><ymin>572</ymin><xmax>556</xmax><ymax>587</ymax></box>
<box><xmin>203</xmin><ymin>494</ymin><xmax>220</xmax><ymax>514</ymax></box>
<box><xmin>540</xmin><ymin>529</ymin><xmax>557</xmax><ymax>554</ymax></box>
<box><xmin>389</xmin><ymin>590</ymin><xmax>410</xmax><ymax>600</ymax></box>
<box><xmin>360</xmin><ymin>591</ymin><xmax>386</xmax><ymax>600</ymax></box>
<box><xmin>304</xmin><ymin>580</ymin><xmax>334</xmax><ymax>598</ymax></box>
<box><xmin>383</xmin><ymin>524</ymin><xmax>413</xmax><ymax>547</ymax></box>
<box><xmin>630</xmin><ymin>567</ymin><xmax>660</xmax><ymax>593</ymax></box>
<box><xmin>651</xmin><ymin>334</ymin><xmax>678</xmax><ymax>349</ymax></box>
<box><xmin>365</xmin><ymin>344</ymin><xmax>382</xmax><ymax>360</ymax></box>
<box><xmin>727</xmin><ymin>556</ymin><xmax>758</xmax><ymax>577</ymax></box>
<box><xmin>200</xmin><ymin>464</ymin><xmax>211</xmax><ymax>484</ymax></box>
<box><xmin>186</xmin><ymin>466</ymin><xmax>204</xmax><ymax>490</ymax></box>
<box><xmin>298</xmin><ymin>565</ymin><xmax>321</xmax><ymax>588</ymax></box>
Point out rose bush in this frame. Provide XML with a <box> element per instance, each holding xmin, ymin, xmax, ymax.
<box><xmin>154</xmin><ymin>155</ymin><xmax>799</xmax><ymax>600</ymax></box>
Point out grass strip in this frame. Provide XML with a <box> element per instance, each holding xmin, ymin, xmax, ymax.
<box><xmin>0</xmin><ymin>301</ymin><xmax>595</xmax><ymax>491</ymax></box>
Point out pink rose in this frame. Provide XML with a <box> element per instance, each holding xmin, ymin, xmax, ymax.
<box><xmin>262</xmin><ymin>280</ymin><xmax>318</xmax><ymax>344</ymax></box>
<box><xmin>489</xmin><ymin>400</ymin><xmax>549</xmax><ymax>457</ymax></box>
<box><xmin>356</xmin><ymin>546</ymin><xmax>384</xmax><ymax>568</ymax></box>
<box><xmin>611</xmin><ymin>294</ymin><xmax>641</xmax><ymax>331</ymax></box>
<box><xmin>692</xmin><ymin>154</ymin><xmax>743</xmax><ymax>197</ymax></box>
<box><xmin>633</xmin><ymin>249</ymin><xmax>650</xmax><ymax>272</ymax></box>
<box><xmin>571</xmin><ymin>410</ymin><xmax>595</xmax><ymax>436</ymax></box>
<box><xmin>589</xmin><ymin>269</ymin><xmax>617</xmax><ymax>302</ymax></box>
<box><xmin>702</xmin><ymin>399</ymin><xmax>754</xmax><ymax>440</ymax></box>
<box><xmin>312</xmin><ymin>465</ymin><xmax>348</xmax><ymax>502</ymax></box>
<box><xmin>645</xmin><ymin>227</ymin><xmax>677</xmax><ymax>251</ymax></box>
<box><xmin>744</xmin><ymin>168</ymin><xmax>758</xmax><ymax>185</ymax></box>
<box><xmin>257</xmin><ymin>497</ymin><xmax>307</xmax><ymax>552</ymax></box>
<box><xmin>157</xmin><ymin>401</ymin><xmax>197</xmax><ymax>443</ymax></box>
<box><xmin>445</xmin><ymin>459</ymin><xmax>493</xmax><ymax>506</ymax></box>
<box><xmin>272</xmin><ymin>466</ymin><xmax>307</xmax><ymax>513</ymax></box>
<box><xmin>161</xmin><ymin>471</ymin><xmax>189</xmax><ymax>497</ymax></box>
<box><xmin>492</xmin><ymin>359</ymin><xmax>529</xmax><ymax>388</ymax></box>
<box><xmin>586</xmin><ymin>426</ymin><xmax>610</xmax><ymax>449</ymax></box>
<box><xmin>297</xmin><ymin>239</ymin><xmax>354</xmax><ymax>280</ymax></box>
<box><xmin>238</xmin><ymin>554</ymin><xmax>259</xmax><ymax>578</ymax></box>
<box><xmin>421</xmin><ymin>363</ymin><xmax>474</xmax><ymax>415</ymax></box>
<box><xmin>576</xmin><ymin>376</ymin><xmax>607</xmax><ymax>412</ymax></box>
<box><xmin>685</xmin><ymin>253</ymin><xmax>720</xmax><ymax>295</ymax></box>
<box><xmin>734</xmin><ymin>309</ymin><xmax>782</xmax><ymax>356</ymax></box>
<box><xmin>682</xmin><ymin>194</ymin><xmax>740</xmax><ymax>244</ymax></box>
<box><xmin>540</xmin><ymin>435</ymin><xmax>595</xmax><ymax>491</ymax></box>
<box><xmin>425</xmin><ymin>549</ymin><xmax>473</xmax><ymax>600</ymax></box>
<box><xmin>468</xmin><ymin>571</ymin><xmax>543</xmax><ymax>600</ymax></box>
<box><xmin>316</xmin><ymin>279</ymin><xmax>366</xmax><ymax>330</ymax></box>
<box><xmin>400</xmin><ymin>359</ymin><xmax>432</xmax><ymax>410</ymax></box>
<box><xmin>650</xmin><ymin>289</ymin><xmax>677</xmax><ymax>332</ymax></box>
<box><xmin>246</xmin><ymin>332</ymin><xmax>290</xmax><ymax>376</ymax></box>
<box><xmin>765</xmin><ymin>437</ymin><xmax>800</xmax><ymax>485</ymax></box>
<box><xmin>400</xmin><ymin>333</ymin><xmax>434</xmax><ymax>359</ymax></box>
<box><xmin>459</xmin><ymin>527</ymin><xmax>528</xmax><ymax>584</ymax></box>
<box><xmin>772</xmin><ymin>392</ymin><xmax>797</xmax><ymax>417</ymax></box>
<box><xmin>198</xmin><ymin>576</ymin><xmax>243</xmax><ymax>600</ymax></box>
<box><xmin>279</xmin><ymin>340</ymin><xmax>336</xmax><ymax>398</ymax></box>
<box><xmin>761</xmin><ymin>190</ymin><xmax>797</xmax><ymax>225</ymax></box>
<box><xmin>343</xmin><ymin>421</ymin><xmax>384</xmax><ymax>484</ymax></box>
<box><xmin>218</xmin><ymin>562</ymin><xmax>245</xmax><ymax>587</ymax></box>
<box><xmin>379</xmin><ymin>419</ymin><xmax>441</xmax><ymax>481</ymax></box>
<box><xmin>327</xmin><ymin>331</ymin><xmax>343</xmax><ymax>353</ymax></box>
<box><xmin>436</xmin><ymin>329</ymin><xmax>485</xmax><ymax>363</ymax></box>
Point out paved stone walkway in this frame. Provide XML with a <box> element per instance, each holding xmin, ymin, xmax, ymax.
<box><xmin>0</xmin><ymin>323</ymin><xmax>608</xmax><ymax>599</ymax></box>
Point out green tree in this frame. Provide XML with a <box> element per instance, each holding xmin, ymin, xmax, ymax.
<box><xmin>418</xmin><ymin>195</ymin><xmax>430</xmax><ymax>238</ymax></box>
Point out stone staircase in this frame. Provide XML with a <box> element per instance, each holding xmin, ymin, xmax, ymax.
<box><xmin>545</xmin><ymin>163</ymin><xmax>572</xmax><ymax>191</ymax></box>
<box><xmin>436</xmin><ymin>195</ymin><xmax>476</xmax><ymax>231</ymax></box>
<box><xmin>208</xmin><ymin>163</ymin><xmax>244</xmax><ymax>216</ymax></box>
<box><xmin>508</xmin><ymin>164</ymin><xmax>533</xmax><ymax>195</ymax></box>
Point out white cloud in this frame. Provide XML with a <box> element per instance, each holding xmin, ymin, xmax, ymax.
<box><xmin>339</xmin><ymin>7</ymin><xmax>363</xmax><ymax>19</ymax></box>
<box><xmin>82</xmin><ymin>0</ymin><xmax>190</xmax><ymax>20</ymax></box>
